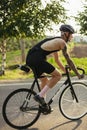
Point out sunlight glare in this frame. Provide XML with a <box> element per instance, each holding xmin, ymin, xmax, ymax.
<box><xmin>41</xmin><ymin>0</ymin><xmax>51</xmax><ymax>8</ymax></box>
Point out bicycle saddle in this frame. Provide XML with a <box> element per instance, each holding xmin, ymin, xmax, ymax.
<box><xmin>19</xmin><ymin>64</ymin><xmax>30</xmax><ymax>73</ymax></box>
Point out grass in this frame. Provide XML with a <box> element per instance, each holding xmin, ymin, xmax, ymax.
<box><xmin>0</xmin><ymin>49</ymin><xmax>87</xmax><ymax>80</ymax></box>
<box><xmin>48</xmin><ymin>56</ymin><xmax>87</xmax><ymax>75</ymax></box>
<box><xmin>0</xmin><ymin>69</ymin><xmax>33</xmax><ymax>80</ymax></box>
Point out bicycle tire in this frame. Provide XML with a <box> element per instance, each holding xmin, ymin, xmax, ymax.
<box><xmin>59</xmin><ymin>82</ymin><xmax>87</xmax><ymax>120</ymax></box>
<box><xmin>2</xmin><ymin>88</ymin><xmax>41</xmax><ymax>129</ymax></box>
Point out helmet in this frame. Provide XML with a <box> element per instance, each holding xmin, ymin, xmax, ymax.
<box><xmin>60</xmin><ymin>24</ymin><xmax>75</xmax><ymax>34</ymax></box>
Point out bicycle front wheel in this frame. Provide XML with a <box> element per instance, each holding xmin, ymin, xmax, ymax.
<box><xmin>59</xmin><ymin>82</ymin><xmax>87</xmax><ymax>120</ymax></box>
<box><xmin>2</xmin><ymin>88</ymin><xmax>41</xmax><ymax>129</ymax></box>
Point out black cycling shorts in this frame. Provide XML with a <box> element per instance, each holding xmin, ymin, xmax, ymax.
<box><xmin>26</xmin><ymin>51</ymin><xmax>55</xmax><ymax>77</ymax></box>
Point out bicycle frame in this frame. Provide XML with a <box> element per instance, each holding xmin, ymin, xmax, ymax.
<box><xmin>48</xmin><ymin>68</ymin><xmax>78</xmax><ymax>105</ymax></box>
<box><xmin>28</xmin><ymin>65</ymin><xmax>79</xmax><ymax>106</ymax></box>
<box><xmin>20</xmin><ymin>64</ymin><xmax>85</xmax><ymax>110</ymax></box>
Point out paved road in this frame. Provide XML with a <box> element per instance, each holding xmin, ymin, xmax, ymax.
<box><xmin>0</xmin><ymin>78</ymin><xmax>87</xmax><ymax>130</ymax></box>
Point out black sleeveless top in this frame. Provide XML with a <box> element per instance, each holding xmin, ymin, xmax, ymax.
<box><xmin>29</xmin><ymin>36</ymin><xmax>61</xmax><ymax>58</ymax></box>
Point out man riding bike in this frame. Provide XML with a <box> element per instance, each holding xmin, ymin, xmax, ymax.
<box><xmin>26</xmin><ymin>24</ymin><xmax>83</xmax><ymax>109</ymax></box>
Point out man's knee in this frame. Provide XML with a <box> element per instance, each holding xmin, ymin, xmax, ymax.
<box><xmin>55</xmin><ymin>72</ymin><xmax>62</xmax><ymax>81</ymax></box>
<box><xmin>51</xmin><ymin>69</ymin><xmax>62</xmax><ymax>81</ymax></box>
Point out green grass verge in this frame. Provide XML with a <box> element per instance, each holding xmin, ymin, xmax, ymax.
<box><xmin>0</xmin><ymin>56</ymin><xmax>87</xmax><ymax>80</ymax></box>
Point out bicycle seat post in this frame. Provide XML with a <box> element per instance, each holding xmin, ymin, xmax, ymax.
<box><xmin>31</xmin><ymin>67</ymin><xmax>41</xmax><ymax>92</ymax></box>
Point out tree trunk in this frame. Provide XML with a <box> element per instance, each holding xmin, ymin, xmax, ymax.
<box><xmin>1</xmin><ymin>39</ymin><xmax>6</xmax><ymax>75</ymax></box>
<box><xmin>19</xmin><ymin>38</ymin><xmax>26</xmax><ymax>63</ymax></box>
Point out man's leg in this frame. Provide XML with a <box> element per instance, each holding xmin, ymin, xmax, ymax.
<box><xmin>34</xmin><ymin>69</ymin><xmax>62</xmax><ymax>105</ymax></box>
<box><xmin>39</xmin><ymin>75</ymin><xmax>49</xmax><ymax>100</ymax></box>
<box><xmin>39</xmin><ymin>69</ymin><xmax>62</xmax><ymax>97</ymax></box>
<box><xmin>39</xmin><ymin>75</ymin><xmax>49</xmax><ymax>90</ymax></box>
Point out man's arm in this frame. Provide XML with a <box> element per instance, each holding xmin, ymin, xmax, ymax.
<box><xmin>62</xmin><ymin>45</ymin><xmax>81</xmax><ymax>77</ymax></box>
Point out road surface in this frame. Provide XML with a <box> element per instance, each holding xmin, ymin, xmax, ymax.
<box><xmin>0</xmin><ymin>78</ymin><xmax>87</xmax><ymax>130</ymax></box>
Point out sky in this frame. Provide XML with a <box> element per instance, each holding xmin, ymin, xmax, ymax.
<box><xmin>64</xmin><ymin>0</ymin><xmax>83</xmax><ymax>15</ymax></box>
<box><xmin>63</xmin><ymin>0</ymin><xmax>83</xmax><ymax>28</ymax></box>
<box><xmin>41</xmin><ymin>0</ymin><xmax>84</xmax><ymax>35</ymax></box>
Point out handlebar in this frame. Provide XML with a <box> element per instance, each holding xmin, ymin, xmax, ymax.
<box><xmin>65</xmin><ymin>65</ymin><xmax>85</xmax><ymax>75</ymax></box>
<box><xmin>77</xmin><ymin>67</ymin><xmax>85</xmax><ymax>75</ymax></box>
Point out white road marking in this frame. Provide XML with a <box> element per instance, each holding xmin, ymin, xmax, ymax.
<box><xmin>0</xmin><ymin>79</ymin><xmax>87</xmax><ymax>87</ymax></box>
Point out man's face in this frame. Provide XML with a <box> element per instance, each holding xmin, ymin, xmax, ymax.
<box><xmin>65</xmin><ymin>32</ymin><xmax>73</xmax><ymax>42</ymax></box>
<box><xmin>68</xmin><ymin>33</ymin><xmax>73</xmax><ymax>41</ymax></box>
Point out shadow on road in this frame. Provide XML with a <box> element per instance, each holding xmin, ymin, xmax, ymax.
<box><xmin>49</xmin><ymin>119</ymin><xmax>82</xmax><ymax>130</ymax></box>
<box><xmin>18</xmin><ymin>128</ymin><xmax>38</xmax><ymax>130</ymax></box>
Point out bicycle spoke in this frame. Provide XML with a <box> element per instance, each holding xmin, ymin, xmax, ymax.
<box><xmin>2</xmin><ymin>89</ymin><xmax>41</xmax><ymax>129</ymax></box>
<box><xmin>59</xmin><ymin>82</ymin><xmax>87</xmax><ymax>120</ymax></box>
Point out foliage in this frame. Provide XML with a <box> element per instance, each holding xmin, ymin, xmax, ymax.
<box><xmin>0</xmin><ymin>0</ymin><xmax>27</xmax><ymax>38</ymax></box>
<box><xmin>76</xmin><ymin>1</ymin><xmax>87</xmax><ymax>35</ymax></box>
<box><xmin>0</xmin><ymin>0</ymin><xmax>67</xmax><ymax>38</ymax></box>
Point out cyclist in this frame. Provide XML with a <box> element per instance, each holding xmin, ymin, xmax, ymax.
<box><xmin>26</xmin><ymin>24</ymin><xmax>83</xmax><ymax>108</ymax></box>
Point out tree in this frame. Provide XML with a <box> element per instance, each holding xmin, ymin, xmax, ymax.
<box><xmin>16</xmin><ymin>0</ymin><xmax>67</xmax><ymax>37</ymax></box>
<box><xmin>0</xmin><ymin>0</ymin><xmax>67</xmax><ymax>38</ymax></box>
<box><xmin>76</xmin><ymin>1</ymin><xmax>87</xmax><ymax>35</ymax></box>
<box><xmin>0</xmin><ymin>0</ymin><xmax>29</xmax><ymax>74</ymax></box>
<box><xmin>0</xmin><ymin>0</ymin><xmax>67</xmax><ymax>74</ymax></box>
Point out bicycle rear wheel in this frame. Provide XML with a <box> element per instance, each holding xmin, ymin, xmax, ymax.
<box><xmin>59</xmin><ymin>82</ymin><xmax>87</xmax><ymax>120</ymax></box>
<box><xmin>2</xmin><ymin>88</ymin><xmax>41</xmax><ymax>129</ymax></box>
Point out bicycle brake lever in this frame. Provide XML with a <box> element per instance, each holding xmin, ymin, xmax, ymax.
<box><xmin>77</xmin><ymin>67</ymin><xmax>85</xmax><ymax>75</ymax></box>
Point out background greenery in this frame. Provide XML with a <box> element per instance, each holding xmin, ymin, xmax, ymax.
<box><xmin>0</xmin><ymin>41</ymin><xmax>87</xmax><ymax>80</ymax></box>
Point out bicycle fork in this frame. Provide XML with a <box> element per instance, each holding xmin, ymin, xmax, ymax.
<box><xmin>70</xmin><ymin>84</ymin><xmax>79</xmax><ymax>103</ymax></box>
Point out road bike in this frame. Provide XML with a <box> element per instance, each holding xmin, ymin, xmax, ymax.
<box><xmin>2</xmin><ymin>65</ymin><xmax>87</xmax><ymax>129</ymax></box>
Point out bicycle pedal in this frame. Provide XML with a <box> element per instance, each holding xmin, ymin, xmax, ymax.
<box><xmin>39</xmin><ymin>105</ymin><xmax>52</xmax><ymax>115</ymax></box>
